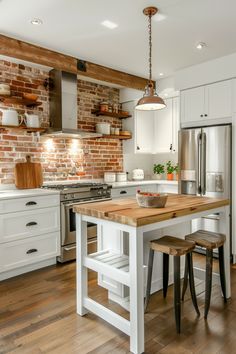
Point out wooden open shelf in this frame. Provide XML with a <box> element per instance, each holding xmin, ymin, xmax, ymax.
<box><xmin>0</xmin><ymin>95</ymin><xmax>42</xmax><ymax>107</ymax></box>
<box><xmin>91</xmin><ymin>109</ymin><xmax>131</xmax><ymax>119</ymax></box>
<box><xmin>0</xmin><ymin>124</ymin><xmax>46</xmax><ymax>133</ymax></box>
<box><xmin>101</xmin><ymin>134</ymin><xmax>132</xmax><ymax>140</ymax></box>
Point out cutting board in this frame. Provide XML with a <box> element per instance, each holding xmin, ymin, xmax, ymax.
<box><xmin>15</xmin><ymin>155</ymin><xmax>43</xmax><ymax>189</ymax></box>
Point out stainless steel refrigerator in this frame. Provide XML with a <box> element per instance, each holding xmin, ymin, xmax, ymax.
<box><xmin>178</xmin><ymin>124</ymin><xmax>232</xmax><ymax>254</ymax></box>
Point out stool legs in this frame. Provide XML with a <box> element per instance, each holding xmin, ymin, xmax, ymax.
<box><xmin>182</xmin><ymin>257</ymin><xmax>188</xmax><ymax>301</ymax></box>
<box><xmin>205</xmin><ymin>249</ymin><xmax>213</xmax><ymax>319</ymax></box>
<box><xmin>174</xmin><ymin>256</ymin><xmax>181</xmax><ymax>333</ymax></box>
<box><xmin>187</xmin><ymin>253</ymin><xmax>200</xmax><ymax>316</ymax></box>
<box><xmin>144</xmin><ymin>248</ymin><xmax>154</xmax><ymax>312</ymax></box>
<box><xmin>163</xmin><ymin>253</ymin><xmax>169</xmax><ymax>298</ymax></box>
<box><xmin>218</xmin><ymin>245</ymin><xmax>227</xmax><ymax>303</ymax></box>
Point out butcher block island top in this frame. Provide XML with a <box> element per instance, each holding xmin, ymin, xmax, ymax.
<box><xmin>73</xmin><ymin>194</ymin><xmax>229</xmax><ymax>227</ymax></box>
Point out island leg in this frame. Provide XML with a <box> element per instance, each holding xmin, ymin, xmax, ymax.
<box><xmin>76</xmin><ymin>214</ymin><xmax>88</xmax><ymax>316</ymax></box>
<box><xmin>129</xmin><ymin>228</ymin><xmax>144</xmax><ymax>354</ymax></box>
<box><xmin>219</xmin><ymin>205</ymin><xmax>231</xmax><ymax>299</ymax></box>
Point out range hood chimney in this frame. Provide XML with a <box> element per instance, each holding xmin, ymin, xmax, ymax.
<box><xmin>43</xmin><ymin>69</ymin><xmax>102</xmax><ymax>139</ymax></box>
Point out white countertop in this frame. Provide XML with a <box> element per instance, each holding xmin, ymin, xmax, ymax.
<box><xmin>110</xmin><ymin>180</ymin><xmax>178</xmax><ymax>188</ymax></box>
<box><xmin>0</xmin><ymin>188</ymin><xmax>60</xmax><ymax>200</ymax></box>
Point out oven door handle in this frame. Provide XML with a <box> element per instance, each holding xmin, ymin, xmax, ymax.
<box><xmin>64</xmin><ymin>245</ymin><xmax>76</xmax><ymax>251</ymax></box>
<box><xmin>62</xmin><ymin>198</ymin><xmax>112</xmax><ymax>209</ymax></box>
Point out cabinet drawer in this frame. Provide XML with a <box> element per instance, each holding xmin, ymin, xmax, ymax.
<box><xmin>0</xmin><ymin>194</ymin><xmax>60</xmax><ymax>214</ymax></box>
<box><xmin>0</xmin><ymin>232</ymin><xmax>59</xmax><ymax>272</ymax></box>
<box><xmin>0</xmin><ymin>207</ymin><xmax>60</xmax><ymax>243</ymax></box>
<box><xmin>111</xmin><ymin>187</ymin><xmax>138</xmax><ymax>198</ymax></box>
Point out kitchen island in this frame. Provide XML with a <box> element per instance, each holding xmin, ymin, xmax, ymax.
<box><xmin>74</xmin><ymin>194</ymin><xmax>230</xmax><ymax>354</ymax></box>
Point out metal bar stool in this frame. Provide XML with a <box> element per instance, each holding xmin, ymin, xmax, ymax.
<box><xmin>145</xmin><ymin>236</ymin><xmax>200</xmax><ymax>333</ymax></box>
<box><xmin>182</xmin><ymin>230</ymin><xmax>227</xmax><ymax>319</ymax></box>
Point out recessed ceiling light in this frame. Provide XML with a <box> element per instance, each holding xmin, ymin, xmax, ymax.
<box><xmin>30</xmin><ymin>18</ymin><xmax>43</xmax><ymax>25</ymax></box>
<box><xmin>159</xmin><ymin>73</ymin><xmax>164</xmax><ymax>76</ymax></box>
<box><xmin>164</xmin><ymin>93</ymin><xmax>168</xmax><ymax>97</ymax></box>
<box><xmin>196</xmin><ymin>42</ymin><xmax>207</xmax><ymax>50</ymax></box>
<box><xmin>101</xmin><ymin>20</ymin><xmax>118</xmax><ymax>29</ymax></box>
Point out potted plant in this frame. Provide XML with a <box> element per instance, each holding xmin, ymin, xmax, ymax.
<box><xmin>166</xmin><ymin>161</ymin><xmax>175</xmax><ymax>180</ymax></box>
<box><xmin>174</xmin><ymin>163</ymin><xmax>180</xmax><ymax>180</ymax></box>
<box><xmin>153</xmin><ymin>163</ymin><xmax>165</xmax><ymax>180</ymax></box>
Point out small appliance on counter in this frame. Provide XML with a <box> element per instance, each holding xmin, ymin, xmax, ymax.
<box><xmin>104</xmin><ymin>171</ymin><xmax>116</xmax><ymax>183</ymax></box>
<box><xmin>116</xmin><ymin>172</ymin><xmax>127</xmax><ymax>182</ymax></box>
<box><xmin>132</xmin><ymin>168</ymin><xmax>145</xmax><ymax>181</ymax></box>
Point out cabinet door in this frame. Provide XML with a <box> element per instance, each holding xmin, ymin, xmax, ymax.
<box><xmin>172</xmin><ymin>96</ymin><xmax>180</xmax><ymax>152</ymax></box>
<box><xmin>181</xmin><ymin>86</ymin><xmax>205</xmax><ymax>123</ymax></box>
<box><xmin>206</xmin><ymin>80</ymin><xmax>232</xmax><ymax>119</ymax></box>
<box><xmin>135</xmin><ymin>110</ymin><xmax>154</xmax><ymax>153</ymax></box>
<box><xmin>154</xmin><ymin>98</ymin><xmax>173</xmax><ymax>153</ymax></box>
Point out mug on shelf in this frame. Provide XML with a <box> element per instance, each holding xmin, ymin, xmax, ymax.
<box><xmin>24</xmin><ymin>113</ymin><xmax>40</xmax><ymax>128</ymax></box>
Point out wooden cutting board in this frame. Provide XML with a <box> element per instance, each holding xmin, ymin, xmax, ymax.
<box><xmin>15</xmin><ymin>155</ymin><xmax>43</xmax><ymax>189</ymax></box>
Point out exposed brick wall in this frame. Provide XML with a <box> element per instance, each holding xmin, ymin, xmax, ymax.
<box><xmin>0</xmin><ymin>60</ymin><xmax>123</xmax><ymax>184</ymax></box>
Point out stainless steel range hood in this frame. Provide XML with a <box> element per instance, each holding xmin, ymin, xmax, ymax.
<box><xmin>43</xmin><ymin>69</ymin><xmax>102</xmax><ymax>139</ymax></box>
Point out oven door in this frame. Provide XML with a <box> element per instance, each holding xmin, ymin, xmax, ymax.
<box><xmin>61</xmin><ymin>202</ymin><xmax>98</xmax><ymax>246</ymax></box>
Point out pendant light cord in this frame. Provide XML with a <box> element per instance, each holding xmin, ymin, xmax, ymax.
<box><xmin>148</xmin><ymin>12</ymin><xmax>152</xmax><ymax>83</ymax></box>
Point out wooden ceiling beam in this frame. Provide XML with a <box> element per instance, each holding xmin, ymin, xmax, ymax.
<box><xmin>0</xmin><ymin>34</ymin><xmax>150</xmax><ymax>90</ymax></box>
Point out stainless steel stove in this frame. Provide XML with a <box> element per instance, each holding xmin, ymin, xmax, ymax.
<box><xmin>42</xmin><ymin>182</ymin><xmax>111</xmax><ymax>262</ymax></box>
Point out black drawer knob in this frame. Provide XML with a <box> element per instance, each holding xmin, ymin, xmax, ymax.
<box><xmin>26</xmin><ymin>248</ymin><xmax>38</xmax><ymax>254</ymax></box>
<box><xmin>120</xmin><ymin>190</ymin><xmax>127</xmax><ymax>194</ymax></box>
<box><xmin>26</xmin><ymin>201</ymin><xmax>37</xmax><ymax>206</ymax></box>
<box><xmin>26</xmin><ymin>221</ymin><xmax>38</xmax><ymax>227</ymax></box>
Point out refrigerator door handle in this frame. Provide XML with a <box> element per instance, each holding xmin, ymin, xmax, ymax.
<box><xmin>201</xmin><ymin>132</ymin><xmax>207</xmax><ymax>195</ymax></box>
<box><xmin>197</xmin><ymin>132</ymin><xmax>202</xmax><ymax>194</ymax></box>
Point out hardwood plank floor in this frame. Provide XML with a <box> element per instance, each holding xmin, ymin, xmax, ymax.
<box><xmin>0</xmin><ymin>255</ymin><xmax>235</xmax><ymax>354</ymax></box>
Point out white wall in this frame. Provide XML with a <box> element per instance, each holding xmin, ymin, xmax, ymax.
<box><xmin>119</xmin><ymin>88</ymin><xmax>141</xmax><ymax>103</ymax></box>
<box><xmin>175</xmin><ymin>51</ymin><xmax>236</xmax><ymax>90</ymax></box>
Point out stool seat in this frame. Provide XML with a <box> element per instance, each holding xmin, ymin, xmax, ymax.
<box><xmin>150</xmin><ymin>236</ymin><xmax>195</xmax><ymax>256</ymax></box>
<box><xmin>185</xmin><ymin>230</ymin><xmax>226</xmax><ymax>249</ymax></box>
<box><xmin>182</xmin><ymin>229</ymin><xmax>227</xmax><ymax>319</ymax></box>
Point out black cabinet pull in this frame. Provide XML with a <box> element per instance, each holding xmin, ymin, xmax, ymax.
<box><xmin>26</xmin><ymin>248</ymin><xmax>38</xmax><ymax>254</ymax></box>
<box><xmin>204</xmin><ymin>114</ymin><xmax>208</xmax><ymax>117</ymax></box>
<box><xmin>120</xmin><ymin>190</ymin><xmax>127</xmax><ymax>194</ymax></box>
<box><xmin>200</xmin><ymin>114</ymin><xmax>203</xmax><ymax>117</ymax></box>
<box><xmin>26</xmin><ymin>221</ymin><xmax>38</xmax><ymax>227</ymax></box>
<box><xmin>137</xmin><ymin>146</ymin><xmax>140</xmax><ymax>150</ymax></box>
<box><xmin>25</xmin><ymin>201</ymin><xmax>37</xmax><ymax>206</ymax></box>
<box><xmin>170</xmin><ymin>143</ymin><xmax>173</xmax><ymax>151</ymax></box>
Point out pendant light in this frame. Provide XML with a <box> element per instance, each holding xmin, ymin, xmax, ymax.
<box><xmin>136</xmin><ymin>7</ymin><xmax>166</xmax><ymax>111</ymax></box>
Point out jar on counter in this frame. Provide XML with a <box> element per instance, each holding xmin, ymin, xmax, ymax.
<box><xmin>100</xmin><ymin>101</ymin><xmax>109</xmax><ymax>112</ymax></box>
<box><xmin>104</xmin><ymin>172</ymin><xmax>116</xmax><ymax>183</ymax></box>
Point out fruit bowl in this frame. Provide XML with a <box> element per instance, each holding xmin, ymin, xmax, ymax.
<box><xmin>136</xmin><ymin>191</ymin><xmax>168</xmax><ymax>208</ymax></box>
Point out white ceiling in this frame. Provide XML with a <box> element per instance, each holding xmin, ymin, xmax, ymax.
<box><xmin>1</xmin><ymin>0</ymin><xmax>236</xmax><ymax>80</ymax></box>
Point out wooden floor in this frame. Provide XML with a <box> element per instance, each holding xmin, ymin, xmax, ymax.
<box><xmin>0</xmin><ymin>255</ymin><xmax>236</xmax><ymax>354</ymax></box>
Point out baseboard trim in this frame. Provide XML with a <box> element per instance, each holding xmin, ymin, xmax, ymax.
<box><xmin>0</xmin><ymin>258</ymin><xmax>56</xmax><ymax>281</ymax></box>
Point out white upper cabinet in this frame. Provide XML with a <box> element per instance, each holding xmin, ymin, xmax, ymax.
<box><xmin>135</xmin><ymin>110</ymin><xmax>154</xmax><ymax>153</ymax></box>
<box><xmin>122</xmin><ymin>97</ymin><xmax>179</xmax><ymax>154</ymax></box>
<box><xmin>180</xmin><ymin>80</ymin><xmax>232</xmax><ymax>125</ymax></box>
<box><xmin>181</xmin><ymin>86</ymin><xmax>205</xmax><ymax>123</ymax></box>
<box><xmin>154</xmin><ymin>97</ymin><xmax>179</xmax><ymax>153</ymax></box>
<box><xmin>206</xmin><ymin>80</ymin><xmax>231</xmax><ymax>120</ymax></box>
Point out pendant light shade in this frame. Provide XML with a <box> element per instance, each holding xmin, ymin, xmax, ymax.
<box><xmin>136</xmin><ymin>82</ymin><xmax>166</xmax><ymax>111</ymax></box>
<box><xmin>136</xmin><ymin>7</ymin><xmax>166</xmax><ymax>111</ymax></box>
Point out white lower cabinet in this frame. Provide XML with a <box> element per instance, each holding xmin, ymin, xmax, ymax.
<box><xmin>0</xmin><ymin>206</ymin><xmax>59</xmax><ymax>243</ymax></box>
<box><xmin>0</xmin><ymin>193</ymin><xmax>60</xmax><ymax>279</ymax></box>
<box><xmin>0</xmin><ymin>232</ymin><xmax>59</xmax><ymax>272</ymax></box>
